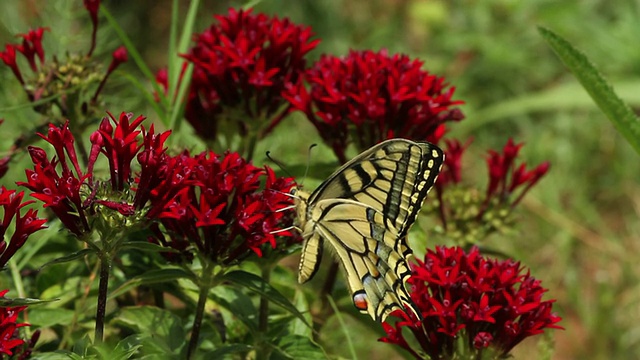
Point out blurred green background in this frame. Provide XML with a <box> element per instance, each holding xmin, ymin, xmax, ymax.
<box><xmin>1</xmin><ymin>1</ymin><xmax>640</xmax><ymax>359</ymax></box>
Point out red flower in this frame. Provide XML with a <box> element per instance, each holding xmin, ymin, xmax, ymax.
<box><xmin>180</xmin><ymin>8</ymin><xmax>319</xmax><ymax>141</ymax></box>
<box><xmin>0</xmin><ymin>290</ymin><xmax>31</xmax><ymax>357</ymax></box>
<box><xmin>285</xmin><ymin>49</ymin><xmax>464</xmax><ymax>163</ymax></box>
<box><xmin>92</xmin><ymin>46</ymin><xmax>128</xmax><ymax>101</ymax></box>
<box><xmin>437</xmin><ymin>138</ymin><xmax>472</xmax><ymax>188</ymax></box>
<box><xmin>485</xmin><ymin>139</ymin><xmax>550</xmax><ymax>208</ymax></box>
<box><xmin>18</xmin><ymin>112</ymin><xmax>171</xmax><ymax>237</ymax></box>
<box><xmin>0</xmin><ymin>188</ymin><xmax>47</xmax><ymax>267</ymax></box>
<box><xmin>16</xmin><ymin>28</ymin><xmax>48</xmax><ymax>72</ymax></box>
<box><xmin>148</xmin><ymin>151</ymin><xmax>296</xmax><ymax>264</ymax></box>
<box><xmin>89</xmin><ymin>112</ymin><xmax>145</xmax><ymax>190</ymax></box>
<box><xmin>0</xmin><ymin>44</ymin><xmax>23</xmax><ymax>84</ymax></box>
<box><xmin>379</xmin><ymin>246</ymin><xmax>562</xmax><ymax>359</ymax></box>
<box><xmin>84</xmin><ymin>0</ymin><xmax>101</xmax><ymax>56</ymax></box>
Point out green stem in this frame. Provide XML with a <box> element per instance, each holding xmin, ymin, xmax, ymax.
<box><xmin>319</xmin><ymin>261</ymin><xmax>340</xmax><ymax>319</ymax></box>
<box><xmin>187</xmin><ymin>262</ymin><xmax>215</xmax><ymax>359</ymax></box>
<box><xmin>94</xmin><ymin>253</ymin><xmax>112</xmax><ymax>344</ymax></box>
<box><xmin>245</xmin><ymin>134</ymin><xmax>258</xmax><ymax>162</ymax></box>
<box><xmin>8</xmin><ymin>259</ymin><xmax>25</xmax><ymax>299</ymax></box>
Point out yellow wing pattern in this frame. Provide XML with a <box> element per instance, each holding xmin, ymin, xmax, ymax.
<box><xmin>294</xmin><ymin>138</ymin><xmax>444</xmax><ymax>322</ymax></box>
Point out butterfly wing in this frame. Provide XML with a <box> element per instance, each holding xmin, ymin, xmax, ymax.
<box><xmin>297</xmin><ymin>138</ymin><xmax>444</xmax><ymax>322</ymax></box>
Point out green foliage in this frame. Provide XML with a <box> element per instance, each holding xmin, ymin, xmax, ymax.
<box><xmin>539</xmin><ymin>26</ymin><xmax>640</xmax><ymax>155</ymax></box>
<box><xmin>0</xmin><ymin>0</ymin><xmax>638</xmax><ymax>359</ymax></box>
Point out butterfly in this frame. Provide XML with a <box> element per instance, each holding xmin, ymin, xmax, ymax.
<box><xmin>292</xmin><ymin>138</ymin><xmax>444</xmax><ymax>322</ymax></box>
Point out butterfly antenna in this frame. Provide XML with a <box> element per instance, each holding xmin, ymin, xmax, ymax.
<box><xmin>266</xmin><ymin>151</ymin><xmax>294</xmax><ymax>178</ymax></box>
<box><xmin>301</xmin><ymin>144</ymin><xmax>317</xmax><ymax>186</ymax></box>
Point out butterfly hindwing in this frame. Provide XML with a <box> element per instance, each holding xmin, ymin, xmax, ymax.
<box><xmin>295</xmin><ymin>138</ymin><xmax>444</xmax><ymax>322</ymax></box>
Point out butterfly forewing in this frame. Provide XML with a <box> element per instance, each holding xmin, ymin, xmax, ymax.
<box><xmin>295</xmin><ymin>139</ymin><xmax>444</xmax><ymax>322</ymax></box>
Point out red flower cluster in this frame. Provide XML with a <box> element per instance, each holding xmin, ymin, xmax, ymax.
<box><xmin>180</xmin><ymin>8</ymin><xmax>319</xmax><ymax>141</ymax></box>
<box><xmin>380</xmin><ymin>246</ymin><xmax>562</xmax><ymax>359</ymax></box>
<box><xmin>0</xmin><ymin>1</ymin><xmax>125</xmax><ymax>114</ymax></box>
<box><xmin>285</xmin><ymin>49</ymin><xmax>464</xmax><ymax>163</ymax></box>
<box><xmin>17</xmin><ymin>110</ymin><xmax>295</xmax><ymax>263</ymax></box>
<box><xmin>486</xmin><ymin>139</ymin><xmax>549</xmax><ymax>209</ymax></box>
<box><xmin>0</xmin><ymin>28</ymin><xmax>48</xmax><ymax>86</ymax></box>
<box><xmin>0</xmin><ymin>290</ymin><xmax>31</xmax><ymax>357</ymax></box>
<box><xmin>18</xmin><ymin>112</ymin><xmax>170</xmax><ymax>237</ymax></box>
<box><xmin>0</xmin><ymin>187</ymin><xmax>47</xmax><ymax>268</ymax></box>
<box><xmin>432</xmin><ymin>138</ymin><xmax>549</xmax><ymax>232</ymax></box>
<box><xmin>148</xmin><ymin>150</ymin><xmax>296</xmax><ymax>264</ymax></box>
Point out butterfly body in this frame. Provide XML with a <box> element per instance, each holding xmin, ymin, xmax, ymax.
<box><xmin>293</xmin><ymin>138</ymin><xmax>444</xmax><ymax>322</ymax></box>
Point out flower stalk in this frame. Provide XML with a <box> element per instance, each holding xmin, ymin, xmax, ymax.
<box><xmin>94</xmin><ymin>251</ymin><xmax>112</xmax><ymax>344</ymax></box>
<box><xmin>187</xmin><ymin>260</ymin><xmax>217</xmax><ymax>360</ymax></box>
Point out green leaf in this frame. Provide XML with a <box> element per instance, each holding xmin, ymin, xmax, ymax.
<box><xmin>71</xmin><ymin>334</ymin><xmax>93</xmax><ymax>358</ymax></box>
<box><xmin>117</xmin><ymin>334</ymin><xmax>181</xmax><ymax>360</ymax></box>
<box><xmin>109</xmin><ymin>268</ymin><xmax>195</xmax><ymax>299</ymax></box>
<box><xmin>201</xmin><ymin>344</ymin><xmax>253</xmax><ymax>359</ymax></box>
<box><xmin>0</xmin><ymin>296</ymin><xmax>57</xmax><ymax>307</ymax></box>
<box><xmin>464</xmin><ymin>80</ymin><xmax>640</xmax><ymax>133</ymax></box>
<box><xmin>539</xmin><ymin>26</ymin><xmax>640</xmax><ymax>155</ymax></box>
<box><xmin>38</xmin><ymin>248</ymin><xmax>94</xmax><ymax>271</ymax></box>
<box><xmin>288</xmin><ymin>289</ymin><xmax>313</xmax><ymax>337</ymax></box>
<box><xmin>210</xmin><ymin>285</ymin><xmax>258</xmax><ymax>334</ymax></box>
<box><xmin>112</xmin><ymin>306</ymin><xmax>185</xmax><ymax>353</ymax></box>
<box><xmin>30</xmin><ymin>351</ymin><xmax>79</xmax><ymax>360</ymax></box>
<box><xmin>326</xmin><ymin>295</ymin><xmax>357</xmax><ymax>360</ymax></box>
<box><xmin>28</xmin><ymin>308</ymin><xmax>74</xmax><ymax>327</ymax></box>
<box><xmin>93</xmin><ymin>338</ymin><xmax>143</xmax><ymax>360</ymax></box>
<box><xmin>120</xmin><ymin>241</ymin><xmax>179</xmax><ymax>253</ymax></box>
<box><xmin>271</xmin><ymin>335</ymin><xmax>328</xmax><ymax>360</ymax></box>
<box><xmin>222</xmin><ymin>270</ymin><xmax>311</xmax><ymax>328</ymax></box>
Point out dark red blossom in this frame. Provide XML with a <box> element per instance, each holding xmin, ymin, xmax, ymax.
<box><xmin>437</xmin><ymin>138</ymin><xmax>472</xmax><ymax>188</ymax></box>
<box><xmin>93</xmin><ymin>46</ymin><xmax>128</xmax><ymax>102</ymax></box>
<box><xmin>89</xmin><ymin>112</ymin><xmax>145</xmax><ymax>190</ymax></box>
<box><xmin>84</xmin><ymin>0</ymin><xmax>101</xmax><ymax>56</ymax></box>
<box><xmin>380</xmin><ymin>246</ymin><xmax>562</xmax><ymax>359</ymax></box>
<box><xmin>0</xmin><ymin>290</ymin><xmax>30</xmax><ymax>357</ymax></box>
<box><xmin>180</xmin><ymin>8</ymin><xmax>319</xmax><ymax>141</ymax></box>
<box><xmin>0</xmin><ymin>44</ymin><xmax>23</xmax><ymax>84</ymax></box>
<box><xmin>16</xmin><ymin>28</ymin><xmax>48</xmax><ymax>72</ymax></box>
<box><xmin>285</xmin><ymin>49</ymin><xmax>464</xmax><ymax>163</ymax></box>
<box><xmin>0</xmin><ymin>27</ymin><xmax>49</xmax><ymax>86</ymax></box>
<box><xmin>0</xmin><ymin>188</ymin><xmax>47</xmax><ymax>267</ymax></box>
<box><xmin>485</xmin><ymin>139</ymin><xmax>550</xmax><ymax>208</ymax></box>
<box><xmin>18</xmin><ymin>112</ymin><xmax>171</xmax><ymax>237</ymax></box>
<box><xmin>148</xmin><ymin>151</ymin><xmax>296</xmax><ymax>264</ymax></box>
<box><xmin>17</xmin><ymin>121</ymin><xmax>90</xmax><ymax>237</ymax></box>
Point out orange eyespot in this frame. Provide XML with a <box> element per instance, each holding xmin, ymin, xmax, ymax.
<box><xmin>353</xmin><ymin>293</ymin><xmax>368</xmax><ymax>311</ymax></box>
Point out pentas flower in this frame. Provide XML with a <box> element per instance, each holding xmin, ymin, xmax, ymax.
<box><xmin>485</xmin><ymin>139</ymin><xmax>550</xmax><ymax>209</ymax></box>
<box><xmin>436</xmin><ymin>138</ymin><xmax>472</xmax><ymax>188</ymax></box>
<box><xmin>180</xmin><ymin>8</ymin><xmax>319</xmax><ymax>147</ymax></box>
<box><xmin>18</xmin><ymin>112</ymin><xmax>171</xmax><ymax>238</ymax></box>
<box><xmin>0</xmin><ymin>188</ymin><xmax>47</xmax><ymax>268</ymax></box>
<box><xmin>380</xmin><ymin>246</ymin><xmax>562</xmax><ymax>359</ymax></box>
<box><xmin>427</xmin><ymin>138</ymin><xmax>549</xmax><ymax>244</ymax></box>
<box><xmin>148</xmin><ymin>150</ymin><xmax>296</xmax><ymax>264</ymax></box>
<box><xmin>285</xmin><ymin>49</ymin><xmax>464</xmax><ymax>163</ymax></box>
<box><xmin>84</xmin><ymin>0</ymin><xmax>101</xmax><ymax>56</ymax></box>
<box><xmin>0</xmin><ymin>22</ymin><xmax>127</xmax><ymax>125</ymax></box>
<box><xmin>0</xmin><ymin>290</ymin><xmax>31</xmax><ymax>357</ymax></box>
